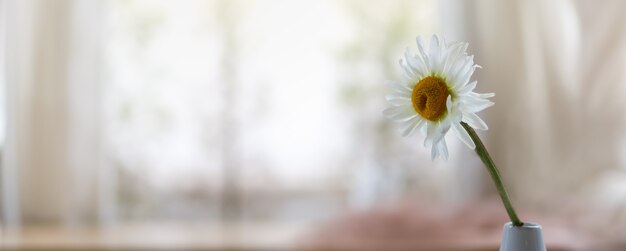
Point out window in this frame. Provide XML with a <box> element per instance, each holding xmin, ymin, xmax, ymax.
<box><xmin>105</xmin><ymin>0</ymin><xmax>437</xmax><ymax>224</ymax></box>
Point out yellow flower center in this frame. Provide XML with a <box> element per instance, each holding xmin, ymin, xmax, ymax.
<box><xmin>411</xmin><ymin>76</ymin><xmax>450</xmax><ymax>121</ymax></box>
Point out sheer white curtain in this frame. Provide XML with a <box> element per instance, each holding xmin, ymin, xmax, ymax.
<box><xmin>2</xmin><ymin>0</ymin><xmax>113</xmax><ymax>227</ymax></box>
<box><xmin>0</xmin><ymin>0</ymin><xmax>446</xmax><ymax>228</ymax></box>
<box><xmin>13</xmin><ymin>0</ymin><xmax>626</xmax><ymax>232</ymax></box>
<box><xmin>441</xmin><ymin>0</ymin><xmax>626</xmax><ymax>225</ymax></box>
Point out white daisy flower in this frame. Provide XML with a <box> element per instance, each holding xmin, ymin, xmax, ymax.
<box><xmin>383</xmin><ymin>35</ymin><xmax>495</xmax><ymax>160</ymax></box>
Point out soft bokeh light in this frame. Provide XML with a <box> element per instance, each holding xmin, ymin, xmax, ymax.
<box><xmin>3</xmin><ymin>0</ymin><xmax>626</xmax><ymax>250</ymax></box>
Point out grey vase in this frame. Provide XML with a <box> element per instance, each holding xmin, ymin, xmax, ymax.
<box><xmin>500</xmin><ymin>222</ymin><xmax>546</xmax><ymax>251</ymax></box>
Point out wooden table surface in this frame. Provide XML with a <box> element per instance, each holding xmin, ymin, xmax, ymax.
<box><xmin>0</xmin><ymin>222</ymin><xmax>589</xmax><ymax>251</ymax></box>
<box><xmin>1</xmin><ymin>223</ymin><xmax>309</xmax><ymax>251</ymax></box>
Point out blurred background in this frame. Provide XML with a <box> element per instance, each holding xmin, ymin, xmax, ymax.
<box><xmin>1</xmin><ymin>0</ymin><xmax>626</xmax><ymax>250</ymax></box>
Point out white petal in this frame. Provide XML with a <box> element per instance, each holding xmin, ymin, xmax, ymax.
<box><xmin>386</xmin><ymin>95</ymin><xmax>411</xmax><ymax>106</ymax></box>
<box><xmin>447</xmin><ymin>55</ymin><xmax>467</xmax><ymax>80</ymax></box>
<box><xmin>442</xmin><ymin>42</ymin><xmax>465</xmax><ymax>75</ymax></box>
<box><xmin>401</xmin><ymin>72</ymin><xmax>416</xmax><ymax>84</ymax></box>
<box><xmin>463</xmin><ymin>93</ymin><xmax>494</xmax><ymax>104</ymax></box>
<box><xmin>387</xmin><ymin>82</ymin><xmax>413</xmax><ymax>98</ymax></box>
<box><xmin>399</xmin><ymin>59</ymin><xmax>417</xmax><ymax>79</ymax></box>
<box><xmin>453</xmin><ymin>59</ymin><xmax>476</xmax><ymax>89</ymax></box>
<box><xmin>416</xmin><ymin>36</ymin><xmax>430</xmax><ymax>70</ymax></box>
<box><xmin>404</xmin><ymin>49</ymin><xmax>427</xmax><ymax>77</ymax></box>
<box><xmin>385</xmin><ymin>80</ymin><xmax>409</xmax><ymax>89</ymax></box>
<box><xmin>452</xmin><ymin>122</ymin><xmax>475</xmax><ymax>149</ymax></box>
<box><xmin>431</xmin><ymin>142</ymin><xmax>439</xmax><ymax>160</ymax></box>
<box><xmin>450</xmin><ymin>55</ymin><xmax>476</xmax><ymax>88</ymax></box>
<box><xmin>386</xmin><ymin>93</ymin><xmax>410</xmax><ymax>100</ymax></box>
<box><xmin>460</xmin><ymin>95</ymin><xmax>494</xmax><ymax>112</ymax></box>
<box><xmin>419</xmin><ymin>120</ymin><xmax>428</xmax><ymax>135</ymax></box>
<box><xmin>413</xmin><ymin>44</ymin><xmax>430</xmax><ymax>72</ymax></box>
<box><xmin>428</xmin><ymin>35</ymin><xmax>440</xmax><ymax>58</ymax></box>
<box><xmin>477</xmin><ymin>92</ymin><xmax>495</xmax><ymax>98</ymax></box>
<box><xmin>401</xmin><ymin>116</ymin><xmax>425</xmax><ymax>137</ymax></box>
<box><xmin>433</xmin><ymin>122</ymin><xmax>451</xmax><ymax>143</ymax></box>
<box><xmin>386</xmin><ymin>80</ymin><xmax>412</xmax><ymax>94</ymax></box>
<box><xmin>467</xmin><ymin>102</ymin><xmax>494</xmax><ymax>113</ymax></box>
<box><xmin>424</xmin><ymin>122</ymin><xmax>436</xmax><ymax>147</ymax></box>
<box><xmin>458</xmin><ymin>80</ymin><xmax>477</xmax><ymax>95</ymax></box>
<box><xmin>383</xmin><ymin>105</ymin><xmax>411</xmax><ymax>115</ymax></box>
<box><xmin>391</xmin><ymin>90</ymin><xmax>411</xmax><ymax>98</ymax></box>
<box><xmin>429</xmin><ymin>139</ymin><xmax>449</xmax><ymax>160</ymax></box>
<box><xmin>438</xmin><ymin>139</ymin><xmax>449</xmax><ymax>160</ymax></box>
<box><xmin>388</xmin><ymin>87</ymin><xmax>411</xmax><ymax>98</ymax></box>
<box><xmin>388</xmin><ymin>114</ymin><xmax>416</xmax><ymax>122</ymax></box>
<box><xmin>462</xmin><ymin>112</ymin><xmax>488</xmax><ymax>130</ymax></box>
<box><xmin>424</xmin><ymin>118</ymin><xmax>452</xmax><ymax>150</ymax></box>
<box><xmin>383</xmin><ymin>106</ymin><xmax>416</xmax><ymax>121</ymax></box>
<box><xmin>400</xmin><ymin>117</ymin><xmax>419</xmax><ymax>136</ymax></box>
<box><xmin>429</xmin><ymin>35</ymin><xmax>444</xmax><ymax>73</ymax></box>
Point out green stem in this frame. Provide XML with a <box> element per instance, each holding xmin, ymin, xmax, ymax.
<box><xmin>461</xmin><ymin>122</ymin><xmax>523</xmax><ymax>226</ymax></box>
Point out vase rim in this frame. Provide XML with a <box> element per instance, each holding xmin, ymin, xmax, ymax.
<box><xmin>504</xmin><ymin>222</ymin><xmax>542</xmax><ymax>229</ymax></box>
